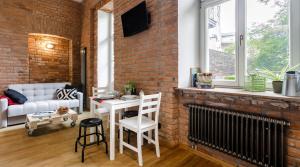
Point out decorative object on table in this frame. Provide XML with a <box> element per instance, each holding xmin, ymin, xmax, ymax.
<box><xmin>139</xmin><ymin>90</ymin><xmax>144</xmax><ymax>96</ymax></box>
<box><xmin>244</xmin><ymin>73</ymin><xmax>266</xmax><ymax>92</ymax></box>
<box><xmin>57</xmin><ymin>106</ymin><xmax>69</xmax><ymax>115</ymax></box>
<box><xmin>121</xmin><ymin>95</ymin><xmax>139</xmax><ymax>100</ymax></box>
<box><xmin>282</xmin><ymin>71</ymin><xmax>300</xmax><ymax>96</ymax></box>
<box><xmin>190</xmin><ymin>67</ymin><xmax>201</xmax><ymax>87</ymax></box>
<box><xmin>196</xmin><ymin>73</ymin><xmax>213</xmax><ymax>89</ymax></box>
<box><xmin>112</xmin><ymin>90</ymin><xmax>121</xmax><ymax>98</ymax></box>
<box><xmin>31</xmin><ymin>111</ymin><xmax>54</xmax><ymax>118</ymax></box>
<box><xmin>25</xmin><ymin>109</ymin><xmax>78</xmax><ymax>136</ymax></box>
<box><xmin>56</xmin><ymin>88</ymin><xmax>77</xmax><ymax>100</ymax></box>
<box><xmin>258</xmin><ymin>64</ymin><xmax>300</xmax><ymax>94</ymax></box>
<box><xmin>97</xmin><ymin>94</ymin><xmax>115</xmax><ymax>100</ymax></box>
<box><xmin>124</xmin><ymin>81</ymin><xmax>136</xmax><ymax>95</ymax></box>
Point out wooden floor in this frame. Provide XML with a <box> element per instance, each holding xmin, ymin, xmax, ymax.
<box><xmin>0</xmin><ymin>113</ymin><xmax>222</xmax><ymax>167</ymax></box>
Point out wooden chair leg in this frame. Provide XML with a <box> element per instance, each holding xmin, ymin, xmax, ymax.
<box><xmin>137</xmin><ymin>132</ymin><xmax>143</xmax><ymax>166</ymax></box>
<box><xmin>119</xmin><ymin>124</ymin><xmax>123</xmax><ymax>154</ymax></box>
<box><xmin>155</xmin><ymin>127</ymin><xmax>160</xmax><ymax>158</ymax></box>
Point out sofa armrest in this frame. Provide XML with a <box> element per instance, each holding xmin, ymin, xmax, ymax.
<box><xmin>77</xmin><ymin>92</ymin><xmax>83</xmax><ymax>114</ymax></box>
<box><xmin>0</xmin><ymin>98</ymin><xmax>8</xmax><ymax>128</ymax></box>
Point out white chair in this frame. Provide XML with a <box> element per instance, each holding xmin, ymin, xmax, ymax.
<box><xmin>119</xmin><ymin>92</ymin><xmax>162</xmax><ymax>166</ymax></box>
<box><xmin>90</xmin><ymin>87</ymin><xmax>110</xmax><ymax>127</ymax></box>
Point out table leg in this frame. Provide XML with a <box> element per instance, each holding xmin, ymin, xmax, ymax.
<box><xmin>110</xmin><ymin>106</ymin><xmax>115</xmax><ymax>160</ymax></box>
<box><xmin>90</xmin><ymin>100</ymin><xmax>95</xmax><ymax>143</ymax></box>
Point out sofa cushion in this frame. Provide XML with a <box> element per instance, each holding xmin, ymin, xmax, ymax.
<box><xmin>0</xmin><ymin>95</ymin><xmax>17</xmax><ymax>106</ymax></box>
<box><xmin>7</xmin><ymin>105</ymin><xmax>24</xmax><ymax>117</ymax></box>
<box><xmin>56</xmin><ymin>89</ymin><xmax>77</xmax><ymax>100</ymax></box>
<box><xmin>7</xmin><ymin>99</ymin><xmax>80</xmax><ymax>117</ymax></box>
<box><xmin>4</xmin><ymin>89</ymin><xmax>27</xmax><ymax>104</ymax></box>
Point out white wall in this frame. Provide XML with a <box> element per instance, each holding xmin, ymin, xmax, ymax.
<box><xmin>178</xmin><ymin>0</ymin><xmax>201</xmax><ymax>88</ymax></box>
<box><xmin>97</xmin><ymin>10</ymin><xmax>114</xmax><ymax>90</ymax></box>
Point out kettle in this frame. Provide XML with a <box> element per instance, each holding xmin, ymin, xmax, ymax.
<box><xmin>282</xmin><ymin>71</ymin><xmax>300</xmax><ymax>96</ymax></box>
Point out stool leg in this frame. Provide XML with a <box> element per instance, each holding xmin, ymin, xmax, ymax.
<box><xmin>75</xmin><ymin>126</ymin><xmax>81</xmax><ymax>152</ymax></box>
<box><xmin>96</xmin><ymin>126</ymin><xmax>100</xmax><ymax>145</ymax></box>
<box><xmin>82</xmin><ymin>127</ymin><xmax>87</xmax><ymax>163</ymax></box>
<box><xmin>101</xmin><ymin>122</ymin><xmax>108</xmax><ymax>154</ymax></box>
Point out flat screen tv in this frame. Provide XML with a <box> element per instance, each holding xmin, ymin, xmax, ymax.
<box><xmin>121</xmin><ymin>1</ymin><xmax>149</xmax><ymax>37</ymax></box>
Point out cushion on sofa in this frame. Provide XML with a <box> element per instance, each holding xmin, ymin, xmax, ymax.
<box><xmin>0</xmin><ymin>95</ymin><xmax>17</xmax><ymax>106</ymax></box>
<box><xmin>4</xmin><ymin>89</ymin><xmax>28</xmax><ymax>104</ymax></box>
<box><xmin>7</xmin><ymin>99</ymin><xmax>80</xmax><ymax>117</ymax></box>
<box><xmin>56</xmin><ymin>88</ymin><xmax>77</xmax><ymax>100</ymax></box>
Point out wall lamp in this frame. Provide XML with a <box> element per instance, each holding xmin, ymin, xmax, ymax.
<box><xmin>45</xmin><ymin>42</ymin><xmax>55</xmax><ymax>49</ymax></box>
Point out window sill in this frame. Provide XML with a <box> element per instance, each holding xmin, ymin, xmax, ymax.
<box><xmin>176</xmin><ymin>87</ymin><xmax>300</xmax><ymax>102</ymax></box>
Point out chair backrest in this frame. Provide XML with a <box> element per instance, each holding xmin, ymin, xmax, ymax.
<box><xmin>92</xmin><ymin>87</ymin><xmax>108</xmax><ymax>97</ymax></box>
<box><xmin>137</xmin><ymin>92</ymin><xmax>162</xmax><ymax>128</ymax></box>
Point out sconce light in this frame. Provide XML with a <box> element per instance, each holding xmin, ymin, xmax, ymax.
<box><xmin>45</xmin><ymin>43</ymin><xmax>55</xmax><ymax>49</ymax></box>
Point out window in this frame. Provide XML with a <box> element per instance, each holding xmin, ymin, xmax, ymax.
<box><xmin>200</xmin><ymin>0</ymin><xmax>300</xmax><ymax>87</ymax></box>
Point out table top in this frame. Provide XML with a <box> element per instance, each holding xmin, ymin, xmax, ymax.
<box><xmin>27</xmin><ymin>109</ymin><xmax>77</xmax><ymax>123</ymax></box>
<box><xmin>91</xmin><ymin>98</ymin><xmax>140</xmax><ymax>110</ymax></box>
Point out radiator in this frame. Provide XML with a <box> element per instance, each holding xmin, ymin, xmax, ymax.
<box><xmin>187</xmin><ymin>104</ymin><xmax>290</xmax><ymax>167</ymax></box>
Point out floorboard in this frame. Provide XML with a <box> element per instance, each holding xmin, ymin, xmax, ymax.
<box><xmin>0</xmin><ymin>112</ymin><xmax>222</xmax><ymax>167</ymax></box>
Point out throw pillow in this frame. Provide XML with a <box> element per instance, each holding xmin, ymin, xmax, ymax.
<box><xmin>0</xmin><ymin>95</ymin><xmax>17</xmax><ymax>106</ymax></box>
<box><xmin>65</xmin><ymin>84</ymin><xmax>76</xmax><ymax>90</ymax></box>
<box><xmin>4</xmin><ymin>89</ymin><xmax>28</xmax><ymax>104</ymax></box>
<box><xmin>56</xmin><ymin>88</ymin><xmax>77</xmax><ymax>100</ymax></box>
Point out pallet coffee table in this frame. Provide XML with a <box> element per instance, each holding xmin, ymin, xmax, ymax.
<box><xmin>25</xmin><ymin>109</ymin><xmax>78</xmax><ymax>135</ymax></box>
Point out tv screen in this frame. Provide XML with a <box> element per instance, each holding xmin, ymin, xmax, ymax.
<box><xmin>121</xmin><ymin>1</ymin><xmax>149</xmax><ymax>37</ymax></box>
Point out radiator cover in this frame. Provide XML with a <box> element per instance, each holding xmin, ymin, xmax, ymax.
<box><xmin>187</xmin><ymin>104</ymin><xmax>290</xmax><ymax>167</ymax></box>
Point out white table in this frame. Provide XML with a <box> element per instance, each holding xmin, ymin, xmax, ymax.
<box><xmin>90</xmin><ymin>98</ymin><xmax>140</xmax><ymax>160</ymax></box>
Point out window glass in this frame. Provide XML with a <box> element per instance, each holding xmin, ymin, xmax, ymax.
<box><xmin>206</xmin><ymin>0</ymin><xmax>236</xmax><ymax>81</ymax></box>
<box><xmin>246</xmin><ymin>0</ymin><xmax>289</xmax><ymax>74</ymax></box>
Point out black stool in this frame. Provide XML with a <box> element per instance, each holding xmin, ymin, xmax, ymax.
<box><xmin>75</xmin><ymin>118</ymin><xmax>108</xmax><ymax>162</ymax></box>
<box><xmin>122</xmin><ymin>110</ymin><xmax>138</xmax><ymax>144</ymax></box>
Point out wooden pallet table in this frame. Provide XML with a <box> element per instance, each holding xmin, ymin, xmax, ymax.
<box><xmin>25</xmin><ymin>109</ymin><xmax>78</xmax><ymax>135</ymax></box>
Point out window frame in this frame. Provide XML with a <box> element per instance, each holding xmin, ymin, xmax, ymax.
<box><xmin>200</xmin><ymin>0</ymin><xmax>300</xmax><ymax>88</ymax></box>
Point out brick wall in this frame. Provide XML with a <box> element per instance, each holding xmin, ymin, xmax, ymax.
<box><xmin>0</xmin><ymin>0</ymin><xmax>82</xmax><ymax>94</ymax></box>
<box><xmin>28</xmin><ymin>34</ymin><xmax>71</xmax><ymax>83</ymax></box>
<box><xmin>114</xmin><ymin>0</ymin><xmax>179</xmax><ymax>145</ymax></box>
<box><xmin>177</xmin><ymin>88</ymin><xmax>300</xmax><ymax>167</ymax></box>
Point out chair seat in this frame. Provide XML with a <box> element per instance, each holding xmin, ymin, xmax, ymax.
<box><xmin>80</xmin><ymin>118</ymin><xmax>102</xmax><ymax>127</ymax></box>
<box><xmin>120</xmin><ymin>116</ymin><xmax>156</xmax><ymax>131</ymax></box>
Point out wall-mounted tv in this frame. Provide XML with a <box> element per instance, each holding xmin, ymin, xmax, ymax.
<box><xmin>121</xmin><ymin>1</ymin><xmax>150</xmax><ymax>37</ymax></box>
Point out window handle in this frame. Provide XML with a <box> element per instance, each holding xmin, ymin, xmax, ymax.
<box><xmin>239</xmin><ymin>34</ymin><xmax>244</xmax><ymax>46</ymax></box>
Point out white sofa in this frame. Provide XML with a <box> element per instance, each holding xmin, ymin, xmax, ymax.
<box><xmin>0</xmin><ymin>83</ymin><xmax>83</xmax><ymax>128</ymax></box>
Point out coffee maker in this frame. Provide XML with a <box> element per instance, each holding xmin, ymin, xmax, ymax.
<box><xmin>282</xmin><ymin>71</ymin><xmax>300</xmax><ymax>96</ymax></box>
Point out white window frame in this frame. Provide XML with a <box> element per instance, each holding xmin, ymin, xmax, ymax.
<box><xmin>200</xmin><ymin>0</ymin><xmax>300</xmax><ymax>88</ymax></box>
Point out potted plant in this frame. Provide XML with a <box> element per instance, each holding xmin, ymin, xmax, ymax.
<box><xmin>124</xmin><ymin>81</ymin><xmax>136</xmax><ymax>95</ymax></box>
<box><xmin>259</xmin><ymin>64</ymin><xmax>300</xmax><ymax>93</ymax></box>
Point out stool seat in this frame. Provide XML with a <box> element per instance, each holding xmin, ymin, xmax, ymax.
<box><xmin>80</xmin><ymin>118</ymin><xmax>102</xmax><ymax>127</ymax></box>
